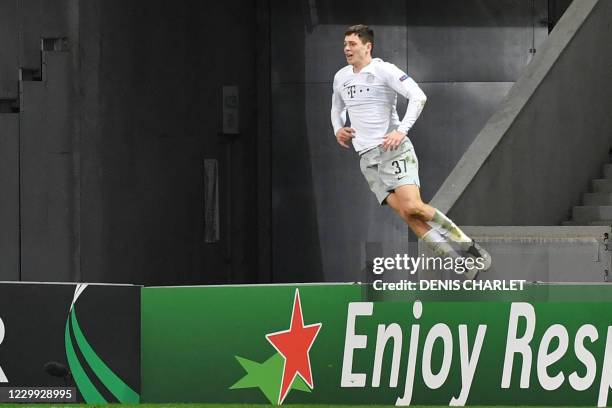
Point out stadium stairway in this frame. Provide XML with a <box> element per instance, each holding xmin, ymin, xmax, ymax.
<box><xmin>564</xmin><ymin>162</ymin><xmax>612</xmax><ymax>226</ymax></box>
<box><xmin>420</xmin><ymin>0</ymin><xmax>612</xmax><ymax>283</ymax></box>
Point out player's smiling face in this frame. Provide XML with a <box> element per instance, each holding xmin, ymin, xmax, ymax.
<box><xmin>344</xmin><ymin>34</ymin><xmax>371</xmax><ymax>68</ymax></box>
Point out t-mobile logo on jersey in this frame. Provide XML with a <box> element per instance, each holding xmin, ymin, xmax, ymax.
<box><xmin>346</xmin><ymin>85</ymin><xmax>356</xmax><ymax>98</ymax></box>
<box><xmin>0</xmin><ymin>317</ymin><xmax>7</xmax><ymax>382</ymax></box>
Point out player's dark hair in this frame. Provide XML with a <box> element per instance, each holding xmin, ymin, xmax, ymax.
<box><xmin>345</xmin><ymin>24</ymin><xmax>374</xmax><ymax>50</ymax></box>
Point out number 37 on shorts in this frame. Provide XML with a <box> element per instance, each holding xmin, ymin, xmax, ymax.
<box><xmin>385</xmin><ymin>142</ymin><xmax>418</xmax><ymax>181</ymax></box>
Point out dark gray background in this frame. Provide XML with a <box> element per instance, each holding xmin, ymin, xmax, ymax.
<box><xmin>0</xmin><ymin>283</ymin><xmax>140</xmax><ymax>400</ymax></box>
<box><xmin>0</xmin><ymin>0</ymin><xmax>573</xmax><ymax>285</ymax></box>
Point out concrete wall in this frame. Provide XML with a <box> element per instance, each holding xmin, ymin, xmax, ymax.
<box><xmin>0</xmin><ymin>0</ymin><xmax>580</xmax><ymax>285</ymax></box>
<box><xmin>418</xmin><ymin>226</ymin><xmax>610</xmax><ymax>283</ymax></box>
<box><xmin>0</xmin><ymin>113</ymin><xmax>19</xmax><ymax>280</ymax></box>
<box><xmin>0</xmin><ymin>0</ymin><xmax>18</xmax><ymax>98</ymax></box>
<box><xmin>270</xmin><ymin>0</ymin><xmax>549</xmax><ymax>282</ymax></box>
<box><xmin>434</xmin><ymin>0</ymin><xmax>612</xmax><ymax>226</ymax></box>
<box><xmin>0</xmin><ymin>0</ymin><xmax>262</xmax><ymax>284</ymax></box>
<box><xmin>0</xmin><ymin>0</ymin><xmax>78</xmax><ymax>282</ymax></box>
<box><xmin>78</xmin><ymin>1</ymin><xmax>260</xmax><ymax>285</ymax></box>
<box><xmin>20</xmin><ymin>52</ymin><xmax>76</xmax><ymax>282</ymax></box>
<box><xmin>0</xmin><ymin>1</ymin><xmax>19</xmax><ymax>280</ymax></box>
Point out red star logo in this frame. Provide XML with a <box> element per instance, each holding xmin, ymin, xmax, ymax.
<box><xmin>265</xmin><ymin>289</ymin><xmax>322</xmax><ymax>405</ymax></box>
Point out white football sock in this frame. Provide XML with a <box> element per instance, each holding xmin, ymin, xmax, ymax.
<box><xmin>421</xmin><ymin>228</ymin><xmax>461</xmax><ymax>259</ymax></box>
<box><xmin>428</xmin><ymin>210</ymin><xmax>472</xmax><ymax>251</ymax></box>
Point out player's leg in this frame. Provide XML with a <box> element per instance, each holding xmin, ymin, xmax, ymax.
<box><xmin>387</xmin><ymin>184</ymin><xmax>467</xmax><ymax>244</ymax></box>
<box><xmin>387</xmin><ymin>196</ymin><xmax>478</xmax><ymax>281</ymax></box>
<box><xmin>424</xmin><ymin>205</ymin><xmax>491</xmax><ymax>269</ymax></box>
<box><xmin>386</xmin><ymin>184</ymin><xmax>434</xmax><ymax>225</ymax></box>
<box><xmin>390</xmin><ymin>184</ymin><xmax>486</xmax><ymax>254</ymax></box>
<box><xmin>426</xmin><ymin>206</ymin><xmax>492</xmax><ymax>269</ymax></box>
<box><xmin>387</xmin><ymin>185</ymin><xmax>491</xmax><ymax>274</ymax></box>
<box><xmin>378</xmin><ymin>140</ymin><xmax>462</xmax><ymax>242</ymax></box>
<box><xmin>376</xmin><ymin>139</ymin><xmax>490</xmax><ymax>276</ymax></box>
<box><xmin>376</xmin><ymin>140</ymin><xmax>464</xmax><ymax>262</ymax></box>
<box><xmin>385</xmin><ymin>191</ymin><xmax>431</xmax><ymax>236</ymax></box>
<box><xmin>386</xmin><ymin>187</ymin><xmax>461</xmax><ymax>260</ymax></box>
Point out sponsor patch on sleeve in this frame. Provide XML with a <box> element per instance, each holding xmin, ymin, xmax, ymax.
<box><xmin>399</xmin><ymin>74</ymin><xmax>409</xmax><ymax>81</ymax></box>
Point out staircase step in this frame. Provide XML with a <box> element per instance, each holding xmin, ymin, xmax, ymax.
<box><xmin>592</xmin><ymin>179</ymin><xmax>612</xmax><ymax>193</ymax></box>
<box><xmin>573</xmin><ymin>206</ymin><xmax>612</xmax><ymax>222</ymax></box>
<box><xmin>587</xmin><ymin>220</ymin><xmax>612</xmax><ymax>226</ymax></box>
<box><xmin>584</xmin><ymin>192</ymin><xmax>612</xmax><ymax>205</ymax></box>
<box><xmin>563</xmin><ymin>220</ymin><xmax>612</xmax><ymax>226</ymax></box>
<box><xmin>604</xmin><ymin>164</ymin><xmax>612</xmax><ymax>178</ymax></box>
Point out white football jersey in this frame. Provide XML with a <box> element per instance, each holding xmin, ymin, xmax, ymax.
<box><xmin>331</xmin><ymin>58</ymin><xmax>427</xmax><ymax>152</ymax></box>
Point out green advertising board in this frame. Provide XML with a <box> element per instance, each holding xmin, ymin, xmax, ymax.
<box><xmin>141</xmin><ymin>283</ymin><xmax>612</xmax><ymax>406</ymax></box>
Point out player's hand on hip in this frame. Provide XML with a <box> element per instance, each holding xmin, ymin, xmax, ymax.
<box><xmin>335</xmin><ymin>127</ymin><xmax>355</xmax><ymax>148</ymax></box>
<box><xmin>381</xmin><ymin>130</ymin><xmax>406</xmax><ymax>151</ymax></box>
